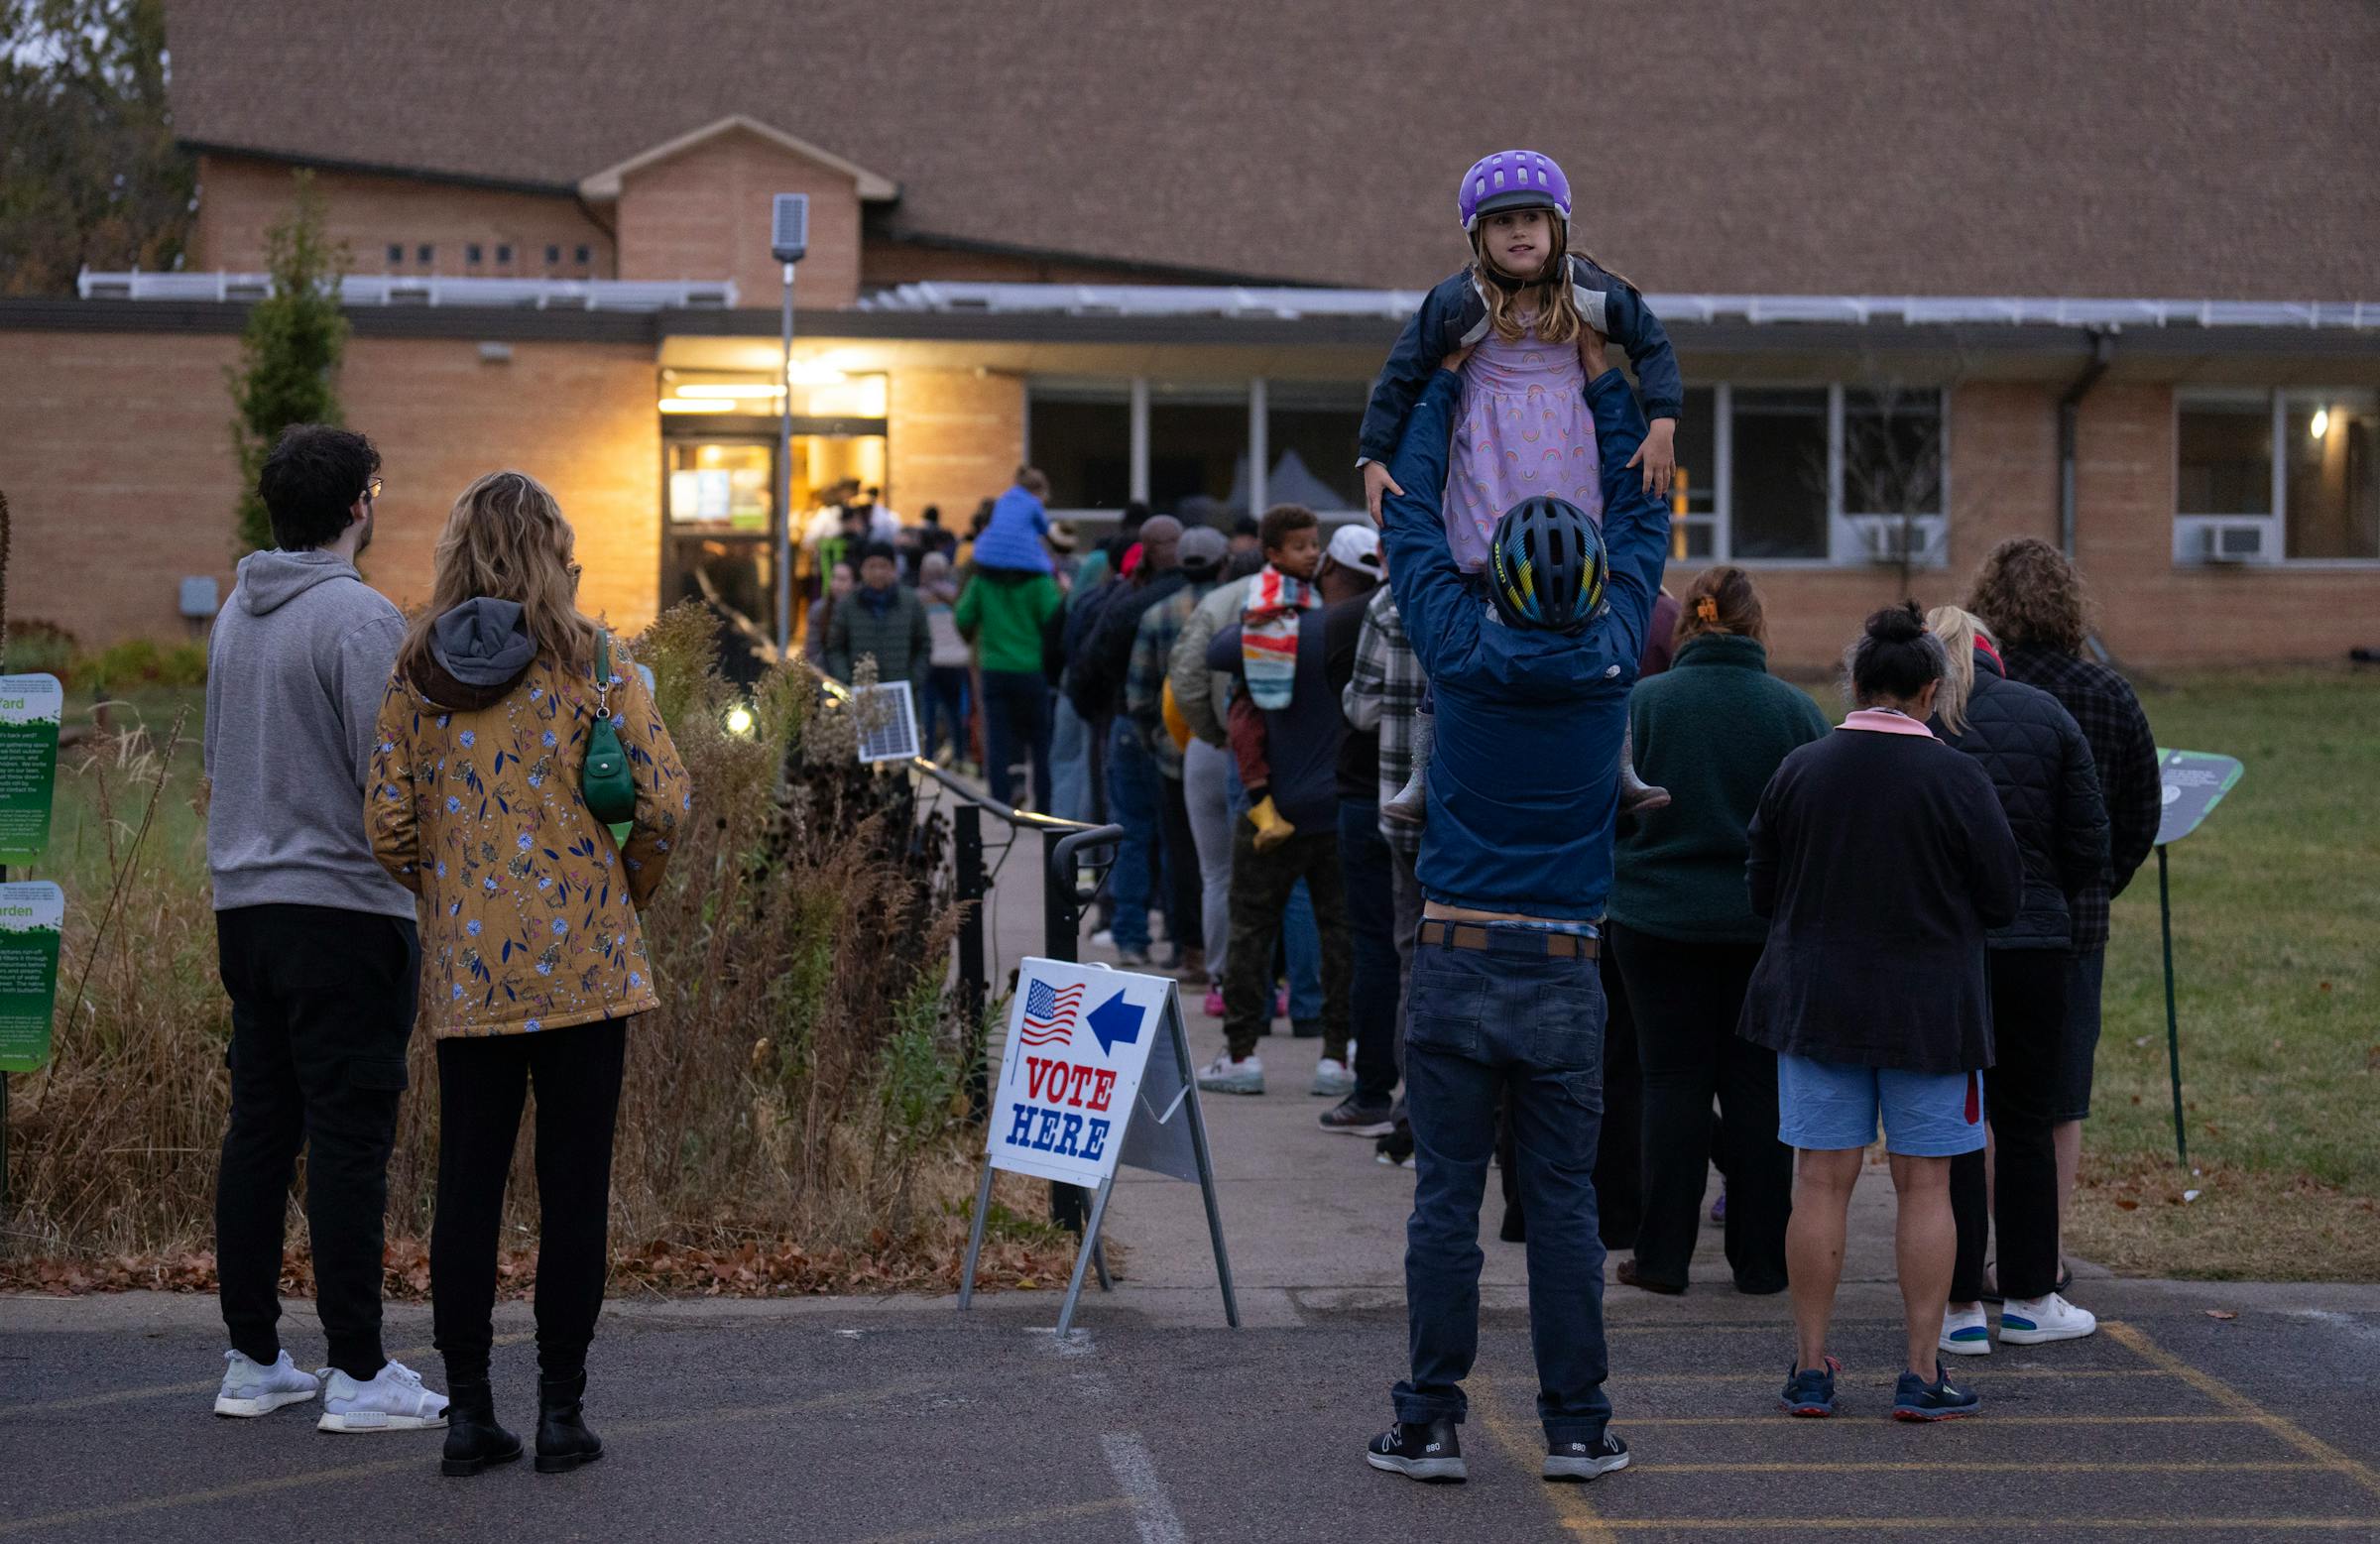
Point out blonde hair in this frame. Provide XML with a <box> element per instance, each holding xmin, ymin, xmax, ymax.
<box><xmin>398</xmin><ymin>470</ymin><xmax>601</xmax><ymax>681</ymax></box>
<box><xmin>1924</xmin><ymin>604</ymin><xmax>1993</xmax><ymax>735</ymax></box>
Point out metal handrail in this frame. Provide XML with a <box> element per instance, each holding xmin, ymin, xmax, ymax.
<box><xmin>813</xmin><ymin>670</ymin><xmax>1111</xmax><ymax>835</ymax></box>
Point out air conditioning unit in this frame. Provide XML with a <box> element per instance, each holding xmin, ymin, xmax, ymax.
<box><xmin>2199</xmin><ymin>522</ymin><xmax>2268</xmax><ymax>563</ymax></box>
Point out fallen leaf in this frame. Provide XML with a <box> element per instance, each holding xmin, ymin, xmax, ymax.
<box><xmin>2204</xmin><ymin>1309</ymin><xmax>2238</xmax><ymax>1321</ymax></box>
<box><xmin>2115</xmin><ymin>1197</ymin><xmax>2141</xmax><ymax>1211</ymax></box>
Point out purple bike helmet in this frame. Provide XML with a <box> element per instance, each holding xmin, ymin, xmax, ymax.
<box><xmin>1458</xmin><ymin>149</ymin><xmax>1572</xmax><ymax>232</ymax></box>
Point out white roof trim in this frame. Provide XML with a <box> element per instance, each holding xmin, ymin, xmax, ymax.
<box><xmin>578</xmin><ymin>114</ymin><xmax>898</xmax><ymax>201</ymax></box>
<box><xmin>858</xmin><ymin>282</ymin><xmax>2380</xmax><ymax>330</ymax></box>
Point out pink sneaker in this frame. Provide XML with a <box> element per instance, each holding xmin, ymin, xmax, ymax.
<box><xmin>1203</xmin><ymin>987</ymin><xmax>1225</xmax><ymax>1017</ymax></box>
<box><xmin>1273</xmin><ymin>986</ymin><xmax>1289</xmax><ymax>1018</ymax></box>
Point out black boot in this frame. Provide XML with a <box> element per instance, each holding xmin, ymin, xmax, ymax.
<box><xmin>535</xmin><ymin>1372</ymin><xmax>604</xmax><ymax>1474</ymax></box>
<box><xmin>439</xmin><ymin>1378</ymin><xmax>523</xmax><ymax>1478</ymax></box>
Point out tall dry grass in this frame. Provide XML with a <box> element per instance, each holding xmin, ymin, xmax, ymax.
<box><xmin>4</xmin><ymin>603</ymin><xmax>1052</xmax><ymax>1287</ymax></box>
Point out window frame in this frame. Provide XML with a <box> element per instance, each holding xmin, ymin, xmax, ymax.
<box><xmin>1687</xmin><ymin>381</ymin><xmax>1952</xmax><ymax>569</ymax></box>
<box><xmin>1025</xmin><ymin>375</ymin><xmax>1368</xmax><ymax>524</ymax></box>
<box><xmin>2173</xmin><ymin>387</ymin><xmax>2380</xmax><ymax>569</ymax></box>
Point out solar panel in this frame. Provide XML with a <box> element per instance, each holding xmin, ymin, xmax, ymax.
<box><xmin>852</xmin><ymin>681</ymin><xmax>918</xmax><ymax>765</ymax></box>
<box><xmin>771</xmin><ymin>194</ymin><xmax>810</xmax><ymax>263</ymax></box>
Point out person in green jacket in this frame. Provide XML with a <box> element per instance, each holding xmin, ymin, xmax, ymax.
<box><xmin>1606</xmin><ymin>565</ymin><xmax>1830</xmax><ymax>1298</ymax></box>
<box><xmin>956</xmin><ymin>558</ymin><xmax>1065</xmax><ymax>810</ymax></box>
<box><xmin>825</xmin><ymin>543</ymin><xmax>931</xmax><ymax>700</ymax></box>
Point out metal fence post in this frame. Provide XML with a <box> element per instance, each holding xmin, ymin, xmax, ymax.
<box><xmin>953</xmin><ymin>804</ymin><xmax>989</xmax><ymax>1122</ymax></box>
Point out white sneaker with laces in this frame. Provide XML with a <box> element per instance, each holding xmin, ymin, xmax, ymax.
<box><xmin>1997</xmin><ymin>1291</ymin><xmax>2097</xmax><ymax>1345</ymax></box>
<box><xmin>214</xmin><ymin>1350</ymin><xmax>320</xmax><ymax>1417</ymax></box>
<box><xmin>1310</xmin><ymin>1057</ymin><xmax>1356</xmax><ymax>1098</ymax></box>
<box><xmin>1939</xmin><ymin>1304</ymin><xmax>1992</xmax><ymax>1356</ymax></box>
<box><xmin>315</xmin><ymin>1359</ymin><xmax>450</xmax><ymax>1432</ymax></box>
<box><xmin>1196</xmin><ymin>1052</ymin><xmax>1264</xmax><ymax>1095</ymax></box>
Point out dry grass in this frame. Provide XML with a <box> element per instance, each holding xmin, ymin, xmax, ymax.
<box><xmin>2</xmin><ymin>603</ymin><xmax>1076</xmax><ymax>1294</ymax></box>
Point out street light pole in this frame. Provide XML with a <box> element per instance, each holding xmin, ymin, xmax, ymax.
<box><xmin>767</xmin><ymin>193</ymin><xmax>809</xmax><ymax>659</ymax></box>
<box><xmin>774</xmin><ymin>260</ymin><xmax>796</xmax><ymax>656</ymax></box>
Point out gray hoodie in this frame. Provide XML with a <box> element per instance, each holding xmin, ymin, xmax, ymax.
<box><xmin>203</xmin><ymin>548</ymin><xmax>415</xmax><ymax>918</ymax></box>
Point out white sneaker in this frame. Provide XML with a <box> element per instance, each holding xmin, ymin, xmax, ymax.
<box><xmin>1196</xmin><ymin>1052</ymin><xmax>1264</xmax><ymax>1095</ymax></box>
<box><xmin>1310</xmin><ymin>1056</ymin><xmax>1356</xmax><ymax>1098</ymax></box>
<box><xmin>1088</xmin><ymin>928</ymin><xmax>1116</xmax><ymax>949</ymax></box>
<box><xmin>1998</xmin><ymin>1292</ymin><xmax>2097</xmax><ymax>1346</ymax></box>
<box><xmin>315</xmin><ymin>1359</ymin><xmax>449</xmax><ymax>1432</ymax></box>
<box><xmin>214</xmin><ymin>1350</ymin><xmax>320</xmax><ymax>1417</ymax></box>
<box><xmin>1940</xmin><ymin>1305</ymin><xmax>1992</xmax><ymax>1357</ymax></box>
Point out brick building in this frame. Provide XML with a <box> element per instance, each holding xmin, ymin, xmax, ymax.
<box><xmin>3</xmin><ymin>0</ymin><xmax>2375</xmax><ymax>667</ymax></box>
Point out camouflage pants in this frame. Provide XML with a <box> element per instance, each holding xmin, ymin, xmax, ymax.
<box><xmin>1222</xmin><ymin>823</ymin><xmax>1352</xmax><ymax>1061</ymax></box>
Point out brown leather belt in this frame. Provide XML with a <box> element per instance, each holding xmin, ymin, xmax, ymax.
<box><xmin>1417</xmin><ymin>919</ymin><xmax>1600</xmax><ymax>959</ymax></box>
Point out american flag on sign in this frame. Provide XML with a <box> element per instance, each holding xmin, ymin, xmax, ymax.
<box><xmin>1018</xmin><ymin>978</ymin><xmax>1085</xmax><ymax>1049</ymax></box>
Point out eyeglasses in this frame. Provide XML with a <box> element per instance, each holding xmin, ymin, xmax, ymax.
<box><xmin>362</xmin><ymin>478</ymin><xmax>383</xmax><ymax>503</ymax></box>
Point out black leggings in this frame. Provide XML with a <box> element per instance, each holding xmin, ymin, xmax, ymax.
<box><xmin>431</xmin><ymin>1018</ymin><xmax>628</xmax><ymax>1383</ymax></box>
<box><xmin>1609</xmin><ymin>923</ymin><xmax>1789</xmax><ymax>1292</ymax></box>
<box><xmin>1952</xmin><ymin>950</ymin><xmax>2070</xmax><ymax>1304</ymax></box>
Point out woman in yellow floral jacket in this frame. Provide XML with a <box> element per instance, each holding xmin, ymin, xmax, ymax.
<box><xmin>368</xmin><ymin>470</ymin><xmax>687</xmax><ymax>1479</ymax></box>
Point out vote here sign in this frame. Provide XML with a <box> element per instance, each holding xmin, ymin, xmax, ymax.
<box><xmin>987</xmin><ymin>957</ymin><xmax>1168</xmax><ymax>1189</ymax></box>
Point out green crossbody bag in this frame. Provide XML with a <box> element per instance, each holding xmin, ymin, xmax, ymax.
<box><xmin>583</xmin><ymin>631</ymin><xmax>637</xmax><ymax>845</ymax></box>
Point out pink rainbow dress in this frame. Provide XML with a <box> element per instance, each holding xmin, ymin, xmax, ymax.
<box><xmin>1444</xmin><ymin>318</ymin><xmax>1604</xmax><ymax>573</ymax></box>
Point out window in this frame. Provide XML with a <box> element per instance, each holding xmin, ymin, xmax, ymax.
<box><xmin>574</xmin><ymin>244</ymin><xmax>592</xmax><ymax>265</ymax></box>
<box><xmin>465</xmin><ymin>243</ymin><xmax>483</xmax><ymax>265</ymax></box>
<box><xmin>2175</xmin><ymin>389</ymin><xmax>2380</xmax><ymax>563</ymax></box>
<box><xmin>1147</xmin><ymin>385</ymin><xmax>1250</xmax><ymax>518</ymax></box>
<box><xmin>1262</xmin><ymin>382</ymin><xmax>1367</xmax><ymax>513</ymax></box>
<box><xmin>1728</xmin><ymin>389</ymin><xmax>1831</xmax><ymax>559</ymax></box>
<box><xmin>385</xmin><ymin>243</ymin><xmax>403</xmax><ymax>266</ymax></box>
<box><xmin>545</xmin><ymin>244</ymin><xmax>561</xmax><ymax>266</ymax></box>
<box><xmin>1028</xmin><ymin>386</ymin><xmax>1132</xmax><ymax>511</ymax></box>
<box><xmin>1670</xmin><ymin>387</ymin><xmax>1718</xmax><ymax>559</ymax></box>
<box><xmin>495</xmin><ymin>243</ymin><xmax>513</xmax><ymax>266</ymax></box>
<box><xmin>416</xmin><ymin>244</ymin><xmax>434</xmax><ymax>264</ymax></box>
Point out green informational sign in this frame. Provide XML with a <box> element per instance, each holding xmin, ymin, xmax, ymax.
<box><xmin>0</xmin><ymin>674</ymin><xmax>62</xmax><ymax>863</ymax></box>
<box><xmin>0</xmin><ymin>881</ymin><xmax>62</xmax><ymax>1073</ymax></box>
<box><xmin>2155</xmin><ymin>748</ymin><xmax>2244</xmax><ymax>847</ymax></box>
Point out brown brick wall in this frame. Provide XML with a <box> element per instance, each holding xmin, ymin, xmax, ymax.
<box><xmin>887</xmin><ymin>369</ymin><xmax>1025</xmax><ymax>526</ymax></box>
<box><xmin>193</xmin><ymin>156</ymin><xmax>615</xmax><ymax>278</ymax></box>
<box><xmin>613</xmin><ymin>131</ymin><xmax>862</xmax><ymax>309</ymax></box>
<box><xmin>0</xmin><ymin>329</ymin><xmax>658</xmax><ymax>644</ymax></box>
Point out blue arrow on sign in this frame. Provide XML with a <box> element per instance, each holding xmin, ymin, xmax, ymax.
<box><xmin>1085</xmin><ymin>990</ymin><xmax>1145</xmax><ymax>1057</ymax></box>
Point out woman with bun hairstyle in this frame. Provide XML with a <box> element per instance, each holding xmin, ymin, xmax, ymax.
<box><xmin>1608</xmin><ymin>567</ymin><xmax>1828</xmax><ymax>1298</ymax></box>
<box><xmin>1738</xmin><ymin>603</ymin><xmax>2020</xmax><ymax>1423</ymax></box>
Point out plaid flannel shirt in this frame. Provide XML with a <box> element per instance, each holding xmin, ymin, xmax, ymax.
<box><xmin>1126</xmin><ymin>581</ymin><xmax>1209</xmax><ymax>778</ymax></box>
<box><xmin>2000</xmin><ymin>643</ymin><xmax>2161</xmax><ymax>951</ymax></box>
<box><xmin>1342</xmin><ymin>586</ymin><xmax>1425</xmax><ymax>857</ymax></box>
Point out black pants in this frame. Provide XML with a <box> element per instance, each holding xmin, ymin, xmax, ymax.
<box><xmin>1496</xmin><ymin>945</ymin><xmax>1640</xmax><ymax>1251</ymax></box>
<box><xmin>1156</xmin><ymin>772</ymin><xmax>1203</xmax><ymax>961</ymax></box>
<box><xmin>1339</xmin><ymin>798</ymin><xmax>1400</xmax><ymax>1105</ymax></box>
<box><xmin>1953</xmin><ymin>949</ymin><xmax>2070</xmax><ymax>1304</ymax></box>
<box><xmin>980</xmin><ymin>669</ymin><xmax>1053</xmax><ymax>813</ymax></box>
<box><xmin>1608</xmin><ymin>924</ymin><xmax>1787</xmax><ymax>1291</ymax></box>
<box><xmin>215</xmin><ymin>904</ymin><xmax>420</xmax><ymax>1379</ymax></box>
<box><xmin>431</xmin><ymin>1018</ymin><xmax>629</xmax><ymax>1382</ymax></box>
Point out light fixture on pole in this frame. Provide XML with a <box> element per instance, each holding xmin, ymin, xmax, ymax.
<box><xmin>770</xmin><ymin>193</ymin><xmax>809</xmax><ymax>658</ymax></box>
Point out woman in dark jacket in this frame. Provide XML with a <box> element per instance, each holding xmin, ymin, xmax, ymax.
<box><xmin>1741</xmin><ymin>603</ymin><xmax>2020</xmax><ymax>1423</ymax></box>
<box><xmin>1609</xmin><ymin>567</ymin><xmax>1828</xmax><ymax>1296</ymax></box>
<box><xmin>1926</xmin><ymin>607</ymin><xmax>2109</xmax><ymax>1358</ymax></box>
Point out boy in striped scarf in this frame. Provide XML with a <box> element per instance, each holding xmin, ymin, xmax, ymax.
<box><xmin>1231</xmin><ymin>504</ymin><xmax>1325</xmax><ymax>849</ymax></box>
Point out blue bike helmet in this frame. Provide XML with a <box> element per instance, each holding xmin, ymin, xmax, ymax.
<box><xmin>1487</xmin><ymin>496</ymin><xmax>1608</xmax><ymax>634</ymax></box>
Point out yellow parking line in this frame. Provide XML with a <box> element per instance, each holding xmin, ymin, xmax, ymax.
<box><xmin>1474</xmin><ymin>1372</ymin><xmax>1615</xmax><ymax>1544</ymax></box>
<box><xmin>1568</xmin><ymin>1518</ymin><xmax>2378</xmax><ymax>1533</ymax></box>
<box><xmin>1622</xmin><ymin>1414</ymin><xmax>2240</xmax><ymax>1427</ymax></box>
<box><xmin>1633</xmin><ymin>1460</ymin><xmax>2333</xmax><ymax>1474</ymax></box>
<box><xmin>1617</xmin><ymin>1368</ymin><xmax>2172</xmax><ymax>1384</ymax></box>
<box><xmin>2102</xmin><ymin>1320</ymin><xmax>2380</xmax><ymax>1503</ymax></box>
<box><xmin>849</xmin><ymin>1499</ymin><xmax>1133</xmax><ymax>1543</ymax></box>
<box><xmin>3</xmin><ymin>1332</ymin><xmax>534</xmax><ymax>1416</ymax></box>
<box><xmin>0</xmin><ymin>1375</ymin><xmax>935</xmax><ymax>1538</ymax></box>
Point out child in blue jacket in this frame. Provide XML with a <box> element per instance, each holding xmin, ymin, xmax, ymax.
<box><xmin>1365</xmin><ymin>150</ymin><xmax>1679</xmax><ymax>821</ymax></box>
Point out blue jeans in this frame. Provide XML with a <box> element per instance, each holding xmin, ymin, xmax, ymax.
<box><xmin>1395</xmin><ymin>931</ymin><xmax>1613</xmax><ymax>1443</ymax></box>
<box><xmin>1104</xmin><ymin>718</ymin><xmax>1164</xmax><ymax>954</ymax></box>
<box><xmin>1050</xmin><ymin>693</ymin><xmax>1093</xmax><ymax>825</ymax></box>
<box><xmin>923</xmin><ymin>665</ymin><xmax>969</xmax><ymax>762</ymax></box>
<box><xmin>1339</xmin><ymin>798</ymin><xmax>1399</xmax><ymax>1103</ymax></box>
<box><xmin>980</xmin><ymin>670</ymin><xmax>1052</xmax><ymax>813</ymax></box>
<box><xmin>1224</xmin><ymin>762</ymin><xmax>1321</xmax><ymax>1019</ymax></box>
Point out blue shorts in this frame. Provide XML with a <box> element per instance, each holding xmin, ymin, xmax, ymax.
<box><xmin>1777</xmin><ymin>1054</ymin><xmax>1986</xmax><ymax>1158</ymax></box>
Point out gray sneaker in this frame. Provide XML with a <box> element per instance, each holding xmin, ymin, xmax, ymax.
<box><xmin>1544</xmin><ymin>1433</ymin><xmax>1630</xmax><ymax>1482</ymax></box>
<box><xmin>316</xmin><ymin>1359</ymin><xmax>449</xmax><ymax>1433</ymax></box>
<box><xmin>214</xmin><ymin>1350</ymin><xmax>319</xmax><ymax>1418</ymax></box>
<box><xmin>1196</xmin><ymin>1052</ymin><xmax>1264</xmax><ymax>1095</ymax></box>
<box><xmin>1310</xmin><ymin>1056</ymin><xmax>1357</xmax><ymax>1098</ymax></box>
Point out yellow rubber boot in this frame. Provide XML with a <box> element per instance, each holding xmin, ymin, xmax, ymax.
<box><xmin>1248</xmin><ymin>795</ymin><xmax>1296</xmax><ymax>853</ymax></box>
